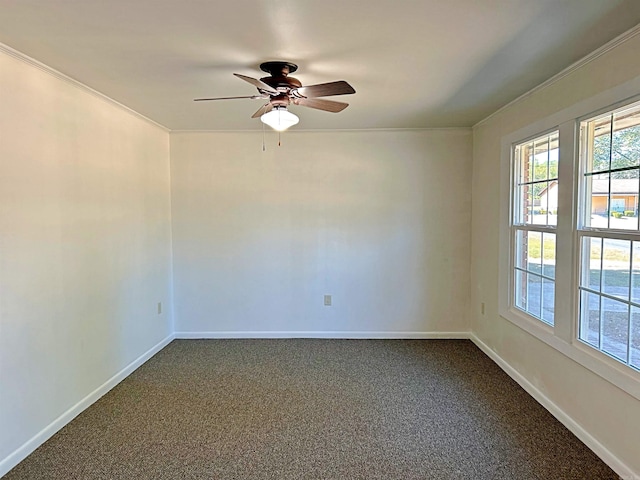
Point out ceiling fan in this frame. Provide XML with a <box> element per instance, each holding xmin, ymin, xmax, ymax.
<box><xmin>194</xmin><ymin>61</ymin><xmax>356</xmax><ymax>131</ymax></box>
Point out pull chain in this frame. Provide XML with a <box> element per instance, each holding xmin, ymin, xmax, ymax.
<box><xmin>262</xmin><ymin>121</ymin><xmax>266</xmax><ymax>151</ymax></box>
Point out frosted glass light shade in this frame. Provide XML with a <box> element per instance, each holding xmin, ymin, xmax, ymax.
<box><xmin>261</xmin><ymin>107</ymin><xmax>299</xmax><ymax>131</ymax></box>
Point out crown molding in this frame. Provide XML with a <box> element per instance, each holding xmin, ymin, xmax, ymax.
<box><xmin>473</xmin><ymin>23</ymin><xmax>640</xmax><ymax>129</ymax></box>
<box><xmin>169</xmin><ymin>127</ymin><xmax>472</xmax><ymax>134</ymax></box>
<box><xmin>0</xmin><ymin>42</ymin><xmax>170</xmax><ymax>132</ymax></box>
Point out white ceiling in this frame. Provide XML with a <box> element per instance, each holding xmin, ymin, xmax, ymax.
<box><xmin>1</xmin><ymin>1</ymin><xmax>640</xmax><ymax>131</ymax></box>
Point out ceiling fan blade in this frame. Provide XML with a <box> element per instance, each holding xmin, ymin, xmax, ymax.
<box><xmin>293</xmin><ymin>98</ymin><xmax>349</xmax><ymax>113</ymax></box>
<box><xmin>234</xmin><ymin>73</ymin><xmax>278</xmax><ymax>94</ymax></box>
<box><xmin>251</xmin><ymin>103</ymin><xmax>274</xmax><ymax>118</ymax></box>
<box><xmin>293</xmin><ymin>80</ymin><xmax>355</xmax><ymax>98</ymax></box>
<box><xmin>194</xmin><ymin>95</ymin><xmax>266</xmax><ymax>101</ymax></box>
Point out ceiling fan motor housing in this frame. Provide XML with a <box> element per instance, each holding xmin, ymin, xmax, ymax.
<box><xmin>259</xmin><ymin>61</ymin><xmax>302</xmax><ymax>95</ymax></box>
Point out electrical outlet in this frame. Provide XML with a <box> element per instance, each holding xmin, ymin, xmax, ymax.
<box><xmin>324</xmin><ymin>295</ymin><xmax>332</xmax><ymax>306</ymax></box>
<box><xmin>157</xmin><ymin>302</ymin><xmax>162</xmax><ymax>315</ymax></box>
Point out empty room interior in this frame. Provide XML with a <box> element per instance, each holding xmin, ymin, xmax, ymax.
<box><xmin>2</xmin><ymin>1</ymin><xmax>640</xmax><ymax>478</ymax></box>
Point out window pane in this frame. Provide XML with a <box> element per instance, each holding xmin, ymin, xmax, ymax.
<box><xmin>541</xmin><ymin>278</ymin><xmax>555</xmax><ymax>325</ymax></box>
<box><xmin>524</xmin><ymin>189</ymin><xmax>535</xmax><ymax>225</ymax></box>
<box><xmin>542</xmin><ymin>232</ymin><xmax>556</xmax><ymax>279</ymax></box>
<box><xmin>582</xmin><ymin>237</ymin><xmax>602</xmax><ymax>291</ymax></box>
<box><xmin>590</xmin><ymin>115</ymin><xmax>612</xmax><ymax>174</ymax></box>
<box><xmin>582</xmin><ymin>104</ymin><xmax>640</xmax><ymax>231</ymax></box>
<box><xmin>580</xmin><ymin>290</ymin><xmax>600</xmax><ymax>348</ymax></box>
<box><xmin>515</xmin><ymin>186</ymin><xmax>535</xmax><ymax>225</ymax></box>
<box><xmin>517</xmin><ymin>142</ymin><xmax>534</xmax><ymax>185</ymax></box>
<box><xmin>547</xmin><ymin>203</ymin><xmax>557</xmax><ymax>226</ymax></box>
<box><xmin>527</xmin><ymin>273</ymin><xmax>542</xmax><ymax>319</ymax></box>
<box><xmin>609</xmin><ymin>170</ymin><xmax>639</xmax><ymax>230</ymax></box>
<box><xmin>538</xmin><ymin>180</ymin><xmax>549</xmax><ymax>219</ymax></box>
<box><xmin>582</xmin><ymin>171</ymin><xmax>595</xmax><ymax>228</ymax></box>
<box><xmin>533</xmin><ymin>137</ymin><xmax>549</xmax><ymax>182</ymax></box>
<box><xmin>530</xmin><ymin>184</ymin><xmax>552</xmax><ymax>226</ymax></box>
<box><xmin>548</xmin><ymin>131</ymin><xmax>559</xmax><ymax>175</ymax></box>
<box><xmin>536</xmin><ymin>182</ymin><xmax>558</xmax><ymax>226</ymax></box>
<box><xmin>516</xmin><ymin>230</ymin><xmax>547</xmax><ymax>275</ymax></box>
<box><xmin>631</xmin><ymin>306</ymin><xmax>640</xmax><ymax>370</ymax></box>
<box><xmin>601</xmin><ymin>239</ymin><xmax>630</xmax><ymax>300</ymax></box>
<box><xmin>585</xmin><ymin>173</ymin><xmax>610</xmax><ymax>228</ymax></box>
<box><xmin>515</xmin><ymin>269</ymin><xmax>527</xmax><ymax>311</ymax></box>
<box><xmin>611</xmin><ymin>107</ymin><xmax>640</xmax><ymax>171</ymax></box>
<box><xmin>527</xmin><ymin>231</ymin><xmax>542</xmax><ymax>275</ymax></box>
<box><xmin>601</xmin><ymin>297</ymin><xmax>629</xmax><ymax>362</ymax></box>
<box><xmin>515</xmin><ymin>229</ymin><xmax>526</xmax><ymax>270</ymax></box>
<box><xmin>513</xmin><ymin>185</ymin><xmax>543</xmax><ymax>225</ymax></box>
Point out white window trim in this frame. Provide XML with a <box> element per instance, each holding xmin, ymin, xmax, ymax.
<box><xmin>498</xmin><ymin>75</ymin><xmax>640</xmax><ymax>401</ymax></box>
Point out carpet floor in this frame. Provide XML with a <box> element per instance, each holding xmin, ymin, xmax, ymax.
<box><xmin>5</xmin><ymin>339</ymin><xmax>618</xmax><ymax>479</ymax></box>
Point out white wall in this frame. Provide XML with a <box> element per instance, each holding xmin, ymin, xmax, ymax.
<box><xmin>0</xmin><ymin>48</ymin><xmax>173</xmax><ymax>473</ymax></box>
<box><xmin>171</xmin><ymin>129</ymin><xmax>472</xmax><ymax>336</ymax></box>
<box><xmin>471</xmin><ymin>32</ymin><xmax>640</xmax><ymax>476</ymax></box>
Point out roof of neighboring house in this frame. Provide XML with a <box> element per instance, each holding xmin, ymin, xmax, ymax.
<box><xmin>538</xmin><ymin>180</ymin><xmax>558</xmax><ymax>197</ymax></box>
<box><xmin>591</xmin><ymin>178</ymin><xmax>640</xmax><ymax>194</ymax></box>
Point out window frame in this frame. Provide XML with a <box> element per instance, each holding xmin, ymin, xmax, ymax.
<box><xmin>498</xmin><ymin>77</ymin><xmax>640</xmax><ymax>401</ymax></box>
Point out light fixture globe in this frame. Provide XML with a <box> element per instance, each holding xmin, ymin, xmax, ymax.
<box><xmin>260</xmin><ymin>106</ymin><xmax>299</xmax><ymax>131</ymax></box>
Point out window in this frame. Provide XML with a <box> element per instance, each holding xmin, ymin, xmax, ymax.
<box><xmin>512</xmin><ymin>131</ymin><xmax>559</xmax><ymax>325</ymax></box>
<box><xmin>499</xmin><ymin>81</ymin><xmax>640</xmax><ymax>400</ymax></box>
<box><xmin>578</xmin><ymin>101</ymin><xmax>640</xmax><ymax>370</ymax></box>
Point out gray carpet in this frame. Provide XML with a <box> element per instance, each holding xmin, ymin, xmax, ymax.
<box><xmin>5</xmin><ymin>339</ymin><xmax>617</xmax><ymax>479</ymax></box>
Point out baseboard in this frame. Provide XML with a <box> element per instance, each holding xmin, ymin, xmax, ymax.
<box><xmin>175</xmin><ymin>330</ymin><xmax>471</xmax><ymax>339</ymax></box>
<box><xmin>0</xmin><ymin>333</ymin><xmax>176</xmax><ymax>478</ymax></box>
<box><xmin>469</xmin><ymin>333</ymin><xmax>638</xmax><ymax>480</ymax></box>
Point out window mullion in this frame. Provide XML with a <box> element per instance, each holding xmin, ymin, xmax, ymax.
<box><xmin>554</xmin><ymin>120</ymin><xmax>577</xmax><ymax>343</ymax></box>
